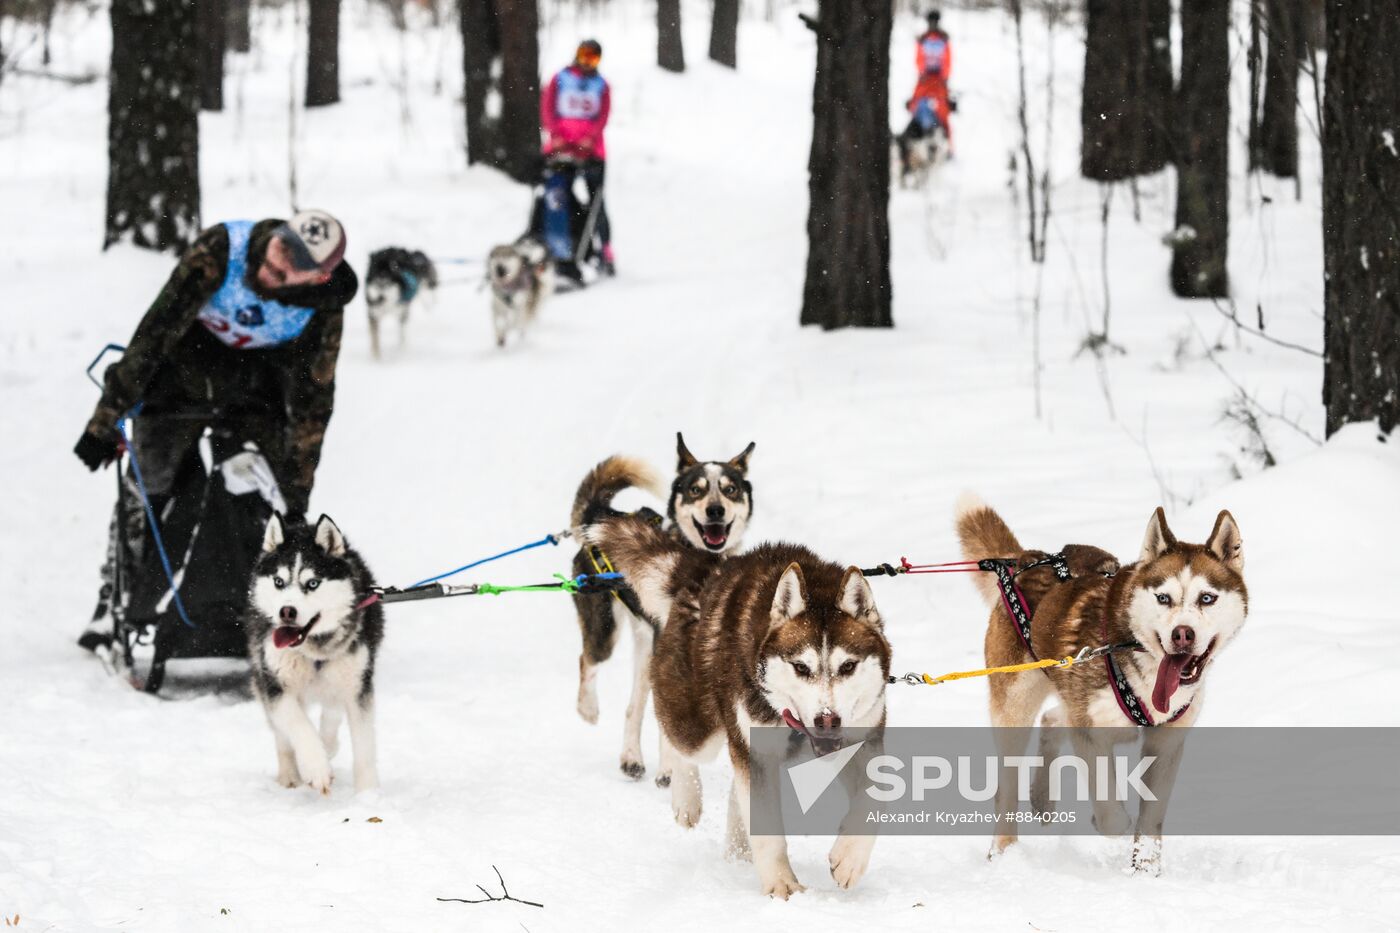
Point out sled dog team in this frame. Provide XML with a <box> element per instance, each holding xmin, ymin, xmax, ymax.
<box><xmin>246</xmin><ymin>433</ymin><xmax>1249</xmax><ymax>898</ymax></box>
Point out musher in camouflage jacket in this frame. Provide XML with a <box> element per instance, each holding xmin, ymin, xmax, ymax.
<box><xmin>73</xmin><ymin>211</ymin><xmax>358</xmax><ymax>520</ymax></box>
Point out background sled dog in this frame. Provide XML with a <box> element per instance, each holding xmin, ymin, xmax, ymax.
<box><xmin>365</xmin><ymin>247</ymin><xmax>438</xmax><ymax>358</ymax></box>
<box><xmin>487</xmin><ymin>238</ymin><xmax>553</xmax><ymax>347</ymax></box>
<box><xmin>585</xmin><ymin>512</ymin><xmax>891</xmax><ymax>899</ymax></box>
<box><xmin>246</xmin><ymin>514</ymin><xmax>384</xmax><ymax>796</ymax></box>
<box><xmin>570</xmin><ymin>434</ymin><xmax>755</xmax><ymax>783</ymax></box>
<box><xmin>956</xmin><ymin>493</ymin><xmax>1247</xmax><ymax>872</ymax></box>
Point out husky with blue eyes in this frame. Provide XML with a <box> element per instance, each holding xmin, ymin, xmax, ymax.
<box><xmin>245</xmin><ymin>514</ymin><xmax>384</xmax><ymax>796</ymax></box>
<box><xmin>957</xmin><ymin>494</ymin><xmax>1248</xmax><ymax>873</ymax></box>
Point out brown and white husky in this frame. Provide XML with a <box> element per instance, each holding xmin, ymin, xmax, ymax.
<box><xmin>956</xmin><ymin>493</ymin><xmax>1247</xmax><ymax>872</ymax></box>
<box><xmin>585</xmin><ymin>512</ymin><xmax>892</xmax><ymax>899</ymax></box>
<box><xmin>568</xmin><ymin>435</ymin><xmax>755</xmax><ymax>783</ymax></box>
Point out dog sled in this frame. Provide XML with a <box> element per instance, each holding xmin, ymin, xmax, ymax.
<box><xmin>527</xmin><ymin>153</ymin><xmax>610</xmax><ymax>289</ymax></box>
<box><xmin>89</xmin><ymin>416</ymin><xmax>282</xmax><ymax>694</ymax></box>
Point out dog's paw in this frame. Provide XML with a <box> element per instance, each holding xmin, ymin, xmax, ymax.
<box><xmin>987</xmin><ymin>835</ymin><xmax>1017</xmax><ymax>860</ymax></box>
<box><xmin>673</xmin><ymin>799</ymin><xmax>702</xmax><ymax>829</ymax></box>
<box><xmin>828</xmin><ymin>836</ymin><xmax>874</xmax><ymax>890</ymax></box>
<box><xmin>299</xmin><ymin>755</ymin><xmax>333</xmax><ymax>796</ymax></box>
<box><xmin>1093</xmin><ymin>804</ymin><xmax>1132</xmax><ymax>837</ymax></box>
<box><xmin>654</xmin><ymin>771</ymin><xmax>672</xmax><ymax>789</ymax></box>
<box><xmin>576</xmin><ymin>695</ymin><xmax>599</xmax><ymax>725</ymax></box>
<box><xmin>276</xmin><ymin>765</ymin><xmax>301</xmax><ymax>789</ymax></box>
<box><xmin>1131</xmin><ymin>835</ymin><xmax>1162</xmax><ymax>876</ymax></box>
<box><xmin>761</xmin><ymin>873</ymin><xmax>806</xmax><ymax>900</ymax></box>
<box><xmin>620</xmin><ymin>758</ymin><xmax>645</xmax><ymax>781</ymax></box>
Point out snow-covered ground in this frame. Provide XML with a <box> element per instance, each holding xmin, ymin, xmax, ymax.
<box><xmin>3</xmin><ymin>1</ymin><xmax>1397</xmax><ymax>929</ymax></box>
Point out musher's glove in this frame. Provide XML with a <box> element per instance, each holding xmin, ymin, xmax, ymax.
<box><xmin>74</xmin><ymin>430</ymin><xmax>119</xmax><ymax>471</ymax></box>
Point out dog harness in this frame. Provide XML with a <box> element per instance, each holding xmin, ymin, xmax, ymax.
<box><xmin>197</xmin><ymin>221</ymin><xmax>317</xmax><ymax>350</ymax></box>
<box><xmin>979</xmin><ymin>554</ymin><xmax>1070</xmax><ymax>657</ymax></box>
<box><xmin>1100</xmin><ymin>612</ymin><xmax>1191</xmax><ymax>728</ymax></box>
<box><xmin>987</xmin><ymin>554</ymin><xmax>1188</xmax><ymax>727</ymax></box>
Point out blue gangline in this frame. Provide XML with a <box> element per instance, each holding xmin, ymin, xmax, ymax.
<box><xmin>408</xmin><ymin>534</ymin><xmax>563</xmax><ymax>589</ymax></box>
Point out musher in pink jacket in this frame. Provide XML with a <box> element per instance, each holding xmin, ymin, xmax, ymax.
<box><xmin>541</xmin><ymin>39</ymin><xmax>614</xmax><ymax>271</ymax></box>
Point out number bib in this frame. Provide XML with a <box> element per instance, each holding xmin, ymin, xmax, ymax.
<box><xmin>555</xmin><ymin>70</ymin><xmax>606</xmax><ymax>120</ymax></box>
<box><xmin>197</xmin><ymin>221</ymin><xmax>317</xmax><ymax>350</ymax></box>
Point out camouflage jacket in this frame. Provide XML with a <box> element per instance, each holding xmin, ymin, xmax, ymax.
<box><xmin>87</xmin><ymin>220</ymin><xmax>359</xmax><ymax>515</ymax></box>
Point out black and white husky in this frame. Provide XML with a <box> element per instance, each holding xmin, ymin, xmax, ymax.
<box><xmin>570</xmin><ymin>433</ymin><xmax>755</xmax><ymax>783</ymax></box>
<box><xmin>246</xmin><ymin>514</ymin><xmax>384</xmax><ymax>795</ymax></box>
<box><xmin>366</xmin><ymin>247</ymin><xmax>438</xmax><ymax>358</ymax></box>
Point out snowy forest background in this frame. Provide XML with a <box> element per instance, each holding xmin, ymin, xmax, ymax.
<box><xmin>2</xmin><ymin>0</ymin><xmax>1400</xmax><ymax>929</ymax></box>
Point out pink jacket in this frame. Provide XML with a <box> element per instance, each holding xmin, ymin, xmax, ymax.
<box><xmin>541</xmin><ymin>65</ymin><xmax>611</xmax><ymax>160</ymax></box>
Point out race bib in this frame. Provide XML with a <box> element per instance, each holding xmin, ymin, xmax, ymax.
<box><xmin>556</xmin><ymin>71</ymin><xmax>605</xmax><ymax>120</ymax></box>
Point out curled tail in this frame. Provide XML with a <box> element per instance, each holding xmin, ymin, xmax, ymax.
<box><xmin>571</xmin><ymin>456</ymin><xmax>664</xmax><ymax>531</ymax></box>
<box><xmin>954</xmin><ymin>491</ymin><xmax>1022</xmax><ymax>610</ymax></box>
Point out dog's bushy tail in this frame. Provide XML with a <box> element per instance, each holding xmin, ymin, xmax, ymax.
<box><xmin>955</xmin><ymin>492</ymin><xmax>1022</xmax><ymax>610</ymax></box>
<box><xmin>571</xmin><ymin>456</ymin><xmax>664</xmax><ymax>531</ymax></box>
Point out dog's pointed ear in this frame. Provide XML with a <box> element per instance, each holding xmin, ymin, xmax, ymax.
<box><xmin>771</xmin><ymin>562</ymin><xmax>808</xmax><ymax>624</ymax></box>
<box><xmin>728</xmin><ymin>441</ymin><xmax>756</xmax><ymax>474</ymax></box>
<box><xmin>1140</xmin><ymin>507</ymin><xmax>1178</xmax><ymax>563</ymax></box>
<box><xmin>262</xmin><ymin>513</ymin><xmax>285</xmax><ymax>554</ymax></box>
<box><xmin>676</xmin><ymin>432</ymin><xmax>699</xmax><ymax>471</ymax></box>
<box><xmin>314</xmin><ymin>514</ymin><xmax>347</xmax><ymax>558</ymax></box>
<box><xmin>838</xmin><ymin>566</ymin><xmax>880</xmax><ymax>625</ymax></box>
<box><xmin>1205</xmin><ymin>510</ymin><xmax>1244</xmax><ymax>573</ymax></box>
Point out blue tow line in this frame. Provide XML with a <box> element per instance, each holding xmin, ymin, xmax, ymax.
<box><xmin>408</xmin><ymin>533</ymin><xmax>569</xmax><ymax>589</ymax></box>
<box><xmin>116</xmin><ymin>407</ymin><xmax>197</xmax><ymax>629</ymax></box>
<box><xmin>88</xmin><ymin>344</ymin><xmax>196</xmax><ymax>629</ymax></box>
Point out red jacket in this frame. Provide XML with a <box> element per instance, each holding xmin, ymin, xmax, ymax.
<box><xmin>541</xmin><ymin>65</ymin><xmax>611</xmax><ymax>159</ymax></box>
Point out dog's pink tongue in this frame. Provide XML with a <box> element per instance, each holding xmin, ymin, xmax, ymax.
<box><xmin>1152</xmin><ymin>653</ymin><xmax>1194</xmax><ymax>713</ymax></box>
<box><xmin>273</xmin><ymin>626</ymin><xmax>302</xmax><ymax>649</ymax></box>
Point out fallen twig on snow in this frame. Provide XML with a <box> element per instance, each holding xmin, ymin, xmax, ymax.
<box><xmin>437</xmin><ymin>866</ymin><xmax>543</xmax><ymax>909</ymax></box>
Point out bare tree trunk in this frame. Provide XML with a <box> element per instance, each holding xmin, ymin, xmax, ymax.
<box><xmin>799</xmin><ymin>0</ymin><xmax>893</xmax><ymax>329</ymax></box>
<box><xmin>105</xmin><ymin>0</ymin><xmax>201</xmax><ymax>253</ymax></box>
<box><xmin>197</xmin><ymin>0</ymin><xmax>226</xmax><ymax>111</ymax></box>
<box><xmin>0</xmin><ymin>0</ymin><xmax>10</xmax><ymax>88</ymax></box>
<box><xmin>462</xmin><ymin>0</ymin><xmax>501</xmax><ymax>164</ymax></box>
<box><xmin>1247</xmin><ymin>0</ymin><xmax>1262</xmax><ymax>164</ymax></box>
<box><xmin>1170</xmin><ymin>0</ymin><xmax>1230</xmax><ymax>298</ymax></box>
<box><xmin>496</xmin><ymin>0</ymin><xmax>540</xmax><ymax>181</ymax></box>
<box><xmin>1322</xmin><ymin>0</ymin><xmax>1400</xmax><ymax>435</ymax></box>
<box><xmin>1080</xmin><ymin>0</ymin><xmax>1172</xmax><ymax>180</ymax></box>
<box><xmin>227</xmin><ymin>0</ymin><xmax>251</xmax><ymax>54</ymax></box>
<box><xmin>305</xmin><ymin>0</ymin><xmax>340</xmax><ymax>107</ymax></box>
<box><xmin>41</xmin><ymin>0</ymin><xmax>58</xmax><ymax>65</ymax></box>
<box><xmin>1252</xmin><ymin>0</ymin><xmax>1300</xmax><ymax>176</ymax></box>
<box><xmin>709</xmin><ymin>0</ymin><xmax>738</xmax><ymax>68</ymax></box>
<box><xmin>658</xmin><ymin>0</ymin><xmax>685</xmax><ymax>72</ymax></box>
<box><xmin>462</xmin><ymin>0</ymin><xmax>540</xmax><ymax>182</ymax></box>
